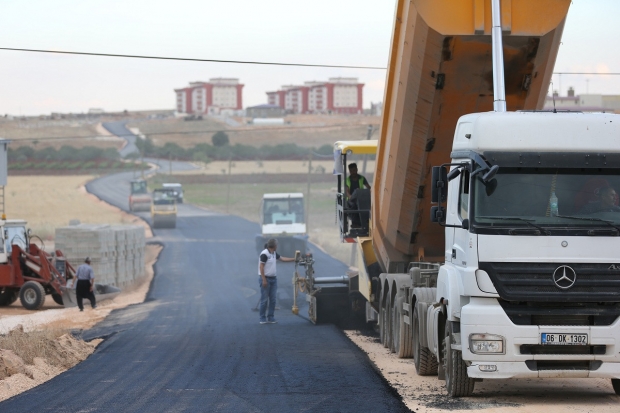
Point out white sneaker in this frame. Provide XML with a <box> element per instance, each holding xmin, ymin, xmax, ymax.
<box><xmin>260</xmin><ymin>321</ymin><xmax>268</xmax><ymax>324</ymax></box>
<box><xmin>267</xmin><ymin>320</ymin><xmax>277</xmax><ymax>324</ymax></box>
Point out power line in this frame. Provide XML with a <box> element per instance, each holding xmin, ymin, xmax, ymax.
<box><xmin>2</xmin><ymin>47</ymin><xmax>620</xmax><ymax>76</ymax></box>
<box><xmin>0</xmin><ymin>47</ymin><xmax>386</xmax><ymax>70</ymax></box>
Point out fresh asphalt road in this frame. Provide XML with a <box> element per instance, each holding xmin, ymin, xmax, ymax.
<box><xmin>102</xmin><ymin>121</ymin><xmax>199</xmax><ymax>173</ymax></box>
<box><xmin>0</xmin><ymin>171</ymin><xmax>409</xmax><ymax>412</ymax></box>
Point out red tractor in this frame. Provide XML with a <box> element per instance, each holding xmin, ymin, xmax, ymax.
<box><xmin>0</xmin><ymin>219</ymin><xmax>76</xmax><ymax>310</ymax></box>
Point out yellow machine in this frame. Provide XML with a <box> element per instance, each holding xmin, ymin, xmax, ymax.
<box><xmin>151</xmin><ymin>188</ymin><xmax>177</xmax><ymax>229</ymax></box>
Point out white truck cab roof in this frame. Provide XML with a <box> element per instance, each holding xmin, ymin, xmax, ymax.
<box><xmin>452</xmin><ymin>111</ymin><xmax>620</xmax><ymax>155</ymax></box>
<box><xmin>263</xmin><ymin>193</ymin><xmax>304</xmax><ymax>199</ymax></box>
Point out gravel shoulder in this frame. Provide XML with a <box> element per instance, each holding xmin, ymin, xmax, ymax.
<box><xmin>346</xmin><ymin>330</ymin><xmax>619</xmax><ymax>412</ymax></box>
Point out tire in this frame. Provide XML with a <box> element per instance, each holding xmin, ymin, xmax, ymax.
<box><xmin>413</xmin><ymin>306</ymin><xmax>438</xmax><ymax>375</ymax></box>
<box><xmin>52</xmin><ymin>293</ymin><xmax>63</xmax><ymax>305</ymax></box>
<box><xmin>19</xmin><ymin>281</ymin><xmax>46</xmax><ymax>311</ymax></box>
<box><xmin>0</xmin><ymin>288</ymin><xmax>19</xmax><ymax>306</ymax></box>
<box><xmin>385</xmin><ymin>297</ymin><xmax>394</xmax><ymax>350</ymax></box>
<box><xmin>393</xmin><ymin>296</ymin><xmax>412</xmax><ymax>358</ymax></box>
<box><xmin>612</xmin><ymin>379</ymin><xmax>620</xmax><ymax>395</ymax></box>
<box><xmin>443</xmin><ymin>322</ymin><xmax>475</xmax><ymax>397</ymax></box>
<box><xmin>380</xmin><ymin>295</ymin><xmax>390</xmax><ymax>348</ymax></box>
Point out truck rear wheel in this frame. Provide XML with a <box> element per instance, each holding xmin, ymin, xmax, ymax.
<box><xmin>413</xmin><ymin>307</ymin><xmax>438</xmax><ymax>375</ymax></box>
<box><xmin>0</xmin><ymin>288</ymin><xmax>19</xmax><ymax>306</ymax></box>
<box><xmin>612</xmin><ymin>379</ymin><xmax>620</xmax><ymax>395</ymax></box>
<box><xmin>443</xmin><ymin>323</ymin><xmax>475</xmax><ymax>397</ymax></box>
<box><xmin>380</xmin><ymin>295</ymin><xmax>392</xmax><ymax>349</ymax></box>
<box><xmin>20</xmin><ymin>281</ymin><xmax>46</xmax><ymax>311</ymax></box>
<box><xmin>392</xmin><ymin>296</ymin><xmax>412</xmax><ymax>358</ymax></box>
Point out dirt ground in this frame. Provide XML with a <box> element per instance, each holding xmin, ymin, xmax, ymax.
<box><xmin>129</xmin><ymin>114</ymin><xmax>380</xmax><ymax>149</ymax></box>
<box><xmin>0</xmin><ymin>243</ymin><xmax>160</xmax><ymax>402</ymax></box>
<box><xmin>346</xmin><ymin>331</ymin><xmax>619</xmax><ymax>412</ymax></box>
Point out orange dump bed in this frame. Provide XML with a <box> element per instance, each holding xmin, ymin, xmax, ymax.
<box><xmin>373</xmin><ymin>0</ymin><xmax>571</xmax><ymax>272</ymax></box>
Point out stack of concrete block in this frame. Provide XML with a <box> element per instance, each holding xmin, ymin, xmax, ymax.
<box><xmin>55</xmin><ymin>224</ymin><xmax>146</xmax><ymax>288</ymax></box>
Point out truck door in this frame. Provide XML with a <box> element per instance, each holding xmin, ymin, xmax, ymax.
<box><xmin>452</xmin><ymin>170</ymin><xmax>471</xmax><ymax>267</ymax></box>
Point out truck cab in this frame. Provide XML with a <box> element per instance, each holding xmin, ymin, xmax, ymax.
<box><xmin>256</xmin><ymin>193</ymin><xmax>308</xmax><ymax>256</ymax></box>
<box><xmin>428</xmin><ymin>110</ymin><xmax>620</xmax><ymax>390</ymax></box>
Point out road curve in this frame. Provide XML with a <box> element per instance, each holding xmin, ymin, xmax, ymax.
<box><xmin>0</xmin><ymin>172</ymin><xmax>409</xmax><ymax>412</ymax></box>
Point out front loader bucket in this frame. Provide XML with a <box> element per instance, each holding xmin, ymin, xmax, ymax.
<box><xmin>60</xmin><ymin>283</ymin><xmax>121</xmax><ymax>308</ymax></box>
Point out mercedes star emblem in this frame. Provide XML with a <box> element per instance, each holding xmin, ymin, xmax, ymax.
<box><xmin>552</xmin><ymin>265</ymin><xmax>577</xmax><ymax>289</ymax></box>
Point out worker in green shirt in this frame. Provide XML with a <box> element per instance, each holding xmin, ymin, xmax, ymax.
<box><xmin>346</xmin><ymin>163</ymin><xmax>371</xmax><ymax>228</ymax></box>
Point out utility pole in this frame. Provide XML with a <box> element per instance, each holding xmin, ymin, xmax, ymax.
<box><xmin>169</xmin><ymin>153</ymin><xmax>172</xmax><ymax>176</ymax></box>
<box><xmin>362</xmin><ymin>124</ymin><xmax>374</xmax><ymax>175</ymax></box>
<box><xmin>226</xmin><ymin>157</ymin><xmax>232</xmax><ymax>213</ymax></box>
<box><xmin>306</xmin><ymin>151</ymin><xmax>312</xmax><ymax>232</ymax></box>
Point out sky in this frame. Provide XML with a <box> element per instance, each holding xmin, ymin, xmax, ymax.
<box><xmin>0</xmin><ymin>0</ymin><xmax>618</xmax><ymax>116</ymax></box>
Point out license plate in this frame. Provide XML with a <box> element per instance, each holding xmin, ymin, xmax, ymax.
<box><xmin>541</xmin><ymin>333</ymin><xmax>588</xmax><ymax>345</ymax></box>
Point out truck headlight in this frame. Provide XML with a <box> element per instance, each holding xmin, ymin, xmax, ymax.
<box><xmin>469</xmin><ymin>334</ymin><xmax>505</xmax><ymax>354</ymax></box>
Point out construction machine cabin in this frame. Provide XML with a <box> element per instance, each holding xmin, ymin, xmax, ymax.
<box><xmin>375</xmin><ymin>0</ymin><xmax>570</xmax><ymax>272</ymax></box>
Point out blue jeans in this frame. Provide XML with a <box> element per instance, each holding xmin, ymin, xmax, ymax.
<box><xmin>259</xmin><ymin>277</ymin><xmax>277</xmax><ymax>322</ymax></box>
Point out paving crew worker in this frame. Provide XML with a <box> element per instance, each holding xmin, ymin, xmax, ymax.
<box><xmin>345</xmin><ymin>163</ymin><xmax>371</xmax><ymax>227</ymax></box>
<box><xmin>75</xmin><ymin>257</ymin><xmax>97</xmax><ymax>311</ymax></box>
<box><xmin>258</xmin><ymin>238</ymin><xmax>295</xmax><ymax>324</ymax></box>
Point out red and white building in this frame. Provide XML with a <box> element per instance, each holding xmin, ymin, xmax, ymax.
<box><xmin>175</xmin><ymin>78</ymin><xmax>244</xmax><ymax>115</ymax></box>
<box><xmin>267</xmin><ymin>78</ymin><xmax>364</xmax><ymax>114</ymax></box>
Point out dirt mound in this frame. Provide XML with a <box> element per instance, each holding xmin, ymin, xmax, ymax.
<box><xmin>0</xmin><ymin>325</ymin><xmax>101</xmax><ymax>402</ymax></box>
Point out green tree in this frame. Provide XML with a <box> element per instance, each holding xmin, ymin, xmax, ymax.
<box><xmin>135</xmin><ymin>136</ymin><xmax>156</xmax><ymax>157</ymax></box>
<box><xmin>212</xmin><ymin>131</ymin><xmax>230</xmax><ymax>147</ymax></box>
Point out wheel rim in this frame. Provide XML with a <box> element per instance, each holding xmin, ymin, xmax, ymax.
<box><xmin>24</xmin><ymin>289</ymin><xmax>37</xmax><ymax>305</ymax></box>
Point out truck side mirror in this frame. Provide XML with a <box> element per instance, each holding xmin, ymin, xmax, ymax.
<box><xmin>431</xmin><ymin>166</ymin><xmax>448</xmax><ymax>203</ymax></box>
<box><xmin>430</xmin><ymin>206</ymin><xmax>445</xmax><ymax>223</ymax></box>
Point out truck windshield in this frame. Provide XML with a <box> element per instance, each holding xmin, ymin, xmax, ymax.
<box><xmin>472</xmin><ymin>168</ymin><xmax>620</xmax><ymax>228</ymax></box>
<box><xmin>131</xmin><ymin>181</ymin><xmax>147</xmax><ymax>194</ymax></box>
<box><xmin>153</xmin><ymin>192</ymin><xmax>175</xmax><ymax>205</ymax></box>
<box><xmin>263</xmin><ymin>199</ymin><xmax>305</xmax><ymax>225</ymax></box>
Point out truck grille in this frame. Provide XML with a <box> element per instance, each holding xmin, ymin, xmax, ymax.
<box><xmin>525</xmin><ymin>360</ymin><xmax>602</xmax><ymax>371</ymax></box>
<box><xmin>479</xmin><ymin>262</ymin><xmax>620</xmax><ymax>302</ymax></box>
<box><xmin>498</xmin><ymin>300</ymin><xmax>620</xmax><ymax>326</ymax></box>
<box><xmin>520</xmin><ymin>345</ymin><xmax>606</xmax><ymax>355</ymax></box>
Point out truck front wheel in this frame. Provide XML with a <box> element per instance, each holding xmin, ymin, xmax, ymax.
<box><xmin>443</xmin><ymin>322</ymin><xmax>475</xmax><ymax>397</ymax></box>
<box><xmin>612</xmin><ymin>379</ymin><xmax>620</xmax><ymax>395</ymax></box>
<box><xmin>20</xmin><ymin>281</ymin><xmax>46</xmax><ymax>311</ymax></box>
<box><xmin>413</xmin><ymin>307</ymin><xmax>438</xmax><ymax>375</ymax></box>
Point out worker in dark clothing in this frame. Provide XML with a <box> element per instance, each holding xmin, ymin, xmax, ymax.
<box><xmin>75</xmin><ymin>257</ymin><xmax>97</xmax><ymax>311</ymax></box>
<box><xmin>346</xmin><ymin>163</ymin><xmax>371</xmax><ymax>228</ymax></box>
